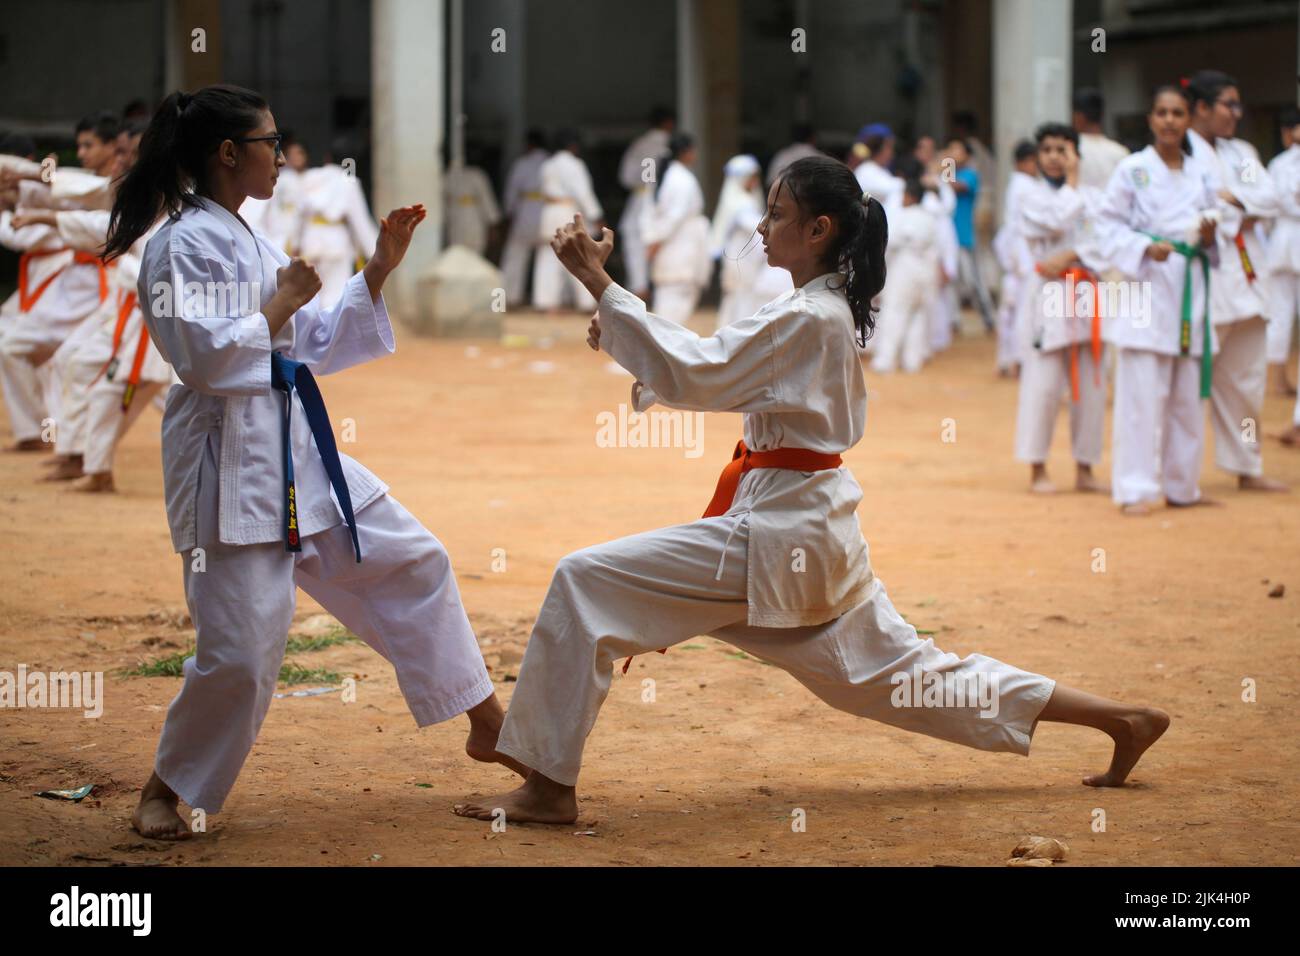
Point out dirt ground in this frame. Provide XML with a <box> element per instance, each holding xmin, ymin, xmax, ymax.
<box><xmin>2</xmin><ymin>306</ymin><xmax>1298</xmax><ymax>867</ymax></box>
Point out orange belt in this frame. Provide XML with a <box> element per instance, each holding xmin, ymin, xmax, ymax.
<box><xmin>1234</xmin><ymin>230</ymin><xmax>1256</xmax><ymax>284</ymax></box>
<box><xmin>91</xmin><ymin>291</ymin><xmax>150</xmax><ymax>410</ymax></box>
<box><xmin>17</xmin><ymin>249</ymin><xmax>108</xmax><ymax>312</ymax></box>
<box><xmin>1038</xmin><ymin>264</ymin><xmax>1103</xmax><ymax>403</ymax></box>
<box><xmin>620</xmin><ymin>438</ymin><xmax>844</xmax><ymax>675</ymax></box>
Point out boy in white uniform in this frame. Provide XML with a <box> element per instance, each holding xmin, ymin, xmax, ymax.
<box><xmin>641</xmin><ymin>133</ymin><xmax>710</xmax><ymax>325</ymax></box>
<box><xmin>500</xmin><ymin>129</ymin><xmax>549</xmax><ymax>307</ymax></box>
<box><xmin>443</xmin><ymin>146</ymin><xmax>501</xmax><ymax>256</ymax></box>
<box><xmin>617</xmin><ymin>109</ymin><xmax>673</xmax><ymax>300</ymax></box>
<box><xmin>871</xmin><ymin>179</ymin><xmax>938</xmax><ymax>374</ymax></box>
<box><xmin>1186</xmin><ymin>70</ymin><xmax>1287</xmax><ymax>492</ymax></box>
<box><xmin>532</xmin><ymin>130</ymin><xmax>604</xmax><ymax>313</ymax></box>
<box><xmin>993</xmin><ymin>141</ymin><xmax>1038</xmax><ymax>377</ymax></box>
<box><xmin>1265</xmin><ymin>108</ymin><xmax>1300</xmax><ymax>397</ymax></box>
<box><xmin>1013</xmin><ymin>124</ymin><xmax>1107</xmax><ymax>494</ymax></box>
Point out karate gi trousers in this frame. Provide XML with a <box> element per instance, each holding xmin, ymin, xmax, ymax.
<box><xmin>496</xmin><ymin>516</ymin><xmax>1057</xmax><ymax>787</ymax></box>
<box><xmin>1266</xmin><ymin>273</ymin><xmax>1298</xmax><ymax>364</ymax></box>
<box><xmin>154</xmin><ymin>452</ymin><xmax>493</xmax><ymax>813</ymax></box>
<box><xmin>1209</xmin><ymin>316</ymin><xmax>1268</xmax><ymax>478</ymax></box>
<box><xmin>1014</xmin><ymin>344</ymin><xmax>1106</xmax><ymax>466</ymax></box>
<box><xmin>871</xmin><ymin>264</ymin><xmax>933</xmax><ymax>374</ymax></box>
<box><xmin>1111</xmin><ymin>347</ymin><xmax>1205</xmax><ymax>506</ymax></box>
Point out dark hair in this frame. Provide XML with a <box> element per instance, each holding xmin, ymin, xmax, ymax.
<box><xmin>902</xmin><ymin>178</ymin><xmax>925</xmax><ymax>203</ymax></box>
<box><xmin>649</xmin><ymin>106</ymin><xmax>676</xmax><ymax>127</ymax></box>
<box><xmin>946</xmin><ymin>135</ymin><xmax>971</xmax><ymax>156</ymax></box>
<box><xmin>104</xmin><ymin>84</ymin><xmax>268</xmax><ymax>260</ymax></box>
<box><xmin>1186</xmin><ymin>70</ymin><xmax>1237</xmax><ymax>110</ymax></box>
<box><xmin>1034</xmin><ymin>122</ymin><xmax>1079</xmax><ymax>150</ymax></box>
<box><xmin>1151</xmin><ymin>83</ymin><xmax>1194</xmax><ymax>155</ymax></box>
<box><xmin>951</xmin><ymin>110</ymin><xmax>978</xmax><ymax>133</ymax></box>
<box><xmin>893</xmin><ymin>154</ymin><xmax>924</xmax><ymax>181</ymax></box>
<box><xmin>120</xmin><ymin>117</ymin><xmax>150</xmax><ymax>139</ymax></box>
<box><xmin>122</xmin><ymin>98</ymin><xmax>149</xmax><ymax>119</ymax></box>
<box><xmin>525</xmin><ymin>127</ymin><xmax>548</xmax><ymax>150</ymax></box>
<box><xmin>76</xmin><ymin>110</ymin><xmax>120</xmax><ymax>143</ymax></box>
<box><xmin>1072</xmin><ymin>88</ymin><xmax>1105</xmax><ymax>124</ymax></box>
<box><xmin>554</xmin><ymin>127</ymin><xmax>582</xmax><ymax>152</ymax></box>
<box><xmin>654</xmin><ymin>132</ymin><xmax>695</xmax><ymax>198</ymax></box>
<box><xmin>792</xmin><ymin>122</ymin><xmax>815</xmax><ymax>143</ymax></box>
<box><xmin>1013</xmin><ymin>138</ymin><xmax>1037</xmax><ymax>162</ymax></box>
<box><xmin>862</xmin><ymin>132</ymin><xmax>892</xmax><ymax>160</ymax></box>
<box><xmin>777</xmin><ymin>156</ymin><xmax>888</xmax><ymax>346</ymax></box>
<box><xmin>1280</xmin><ymin>107</ymin><xmax>1300</xmax><ymax>130</ymax></box>
<box><xmin>0</xmin><ymin>132</ymin><xmax>37</xmax><ymax>158</ymax></box>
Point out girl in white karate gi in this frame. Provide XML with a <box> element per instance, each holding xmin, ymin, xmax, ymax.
<box><xmin>105</xmin><ymin>85</ymin><xmax>523</xmax><ymax>840</ymax></box>
<box><xmin>455</xmin><ymin>156</ymin><xmax>1170</xmax><ymax>826</ymax></box>
<box><xmin>642</xmin><ymin>133</ymin><xmax>711</xmax><ymax>325</ymax></box>
<box><xmin>1186</xmin><ymin>70</ymin><xmax>1287</xmax><ymax>492</ymax></box>
<box><xmin>1266</xmin><ymin>108</ymin><xmax>1300</xmax><ymax>398</ymax></box>
<box><xmin>1012</xmin><ymin>123</ymin><xmax>1108</xmax><ymax>494</ymax></box>
<box><xmin>1097</xmin><ymin>85</ymin><xmax>1222</xmax><ymax>515</ymax></box>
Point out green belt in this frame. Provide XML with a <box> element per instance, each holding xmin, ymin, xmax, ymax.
<box><xmin>1143</xmin><ymin>232</ymin><xmax>1212</xmax><ymax>399</ymax></box>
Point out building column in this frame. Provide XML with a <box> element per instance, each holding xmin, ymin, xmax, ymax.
<box><xmin>992</xmin><ymin>0</ymin><xmax>1072</xmax><ymax>203</ymax></box>
<box><xmin>676</xmin><ymin>0</ymin><xmax>739</xmax><ymax>204</ymax></box>
<box><xmin>164</xmin><ymin>0</ymin><xmax>223</xmax><ymax>92</ymax></box>
<box><xmin>371</xmin><ymin>0</ymin><xmax>444</xmax><ymax>324</ymax></box>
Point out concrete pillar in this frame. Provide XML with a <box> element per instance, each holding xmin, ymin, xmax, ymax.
<box><xmin>371</xmin><ymin>0</ymin><xmax>444</xmax><ymax>325</ymax></box>
<box><xmin>992</xmin><ymin>0</ymin><xmax>1072</xmax><ymax>208</ymax></box>
<box><xmin>676</xmin><ymin>0</ymin><xmax>739</xmax><ymax>205</ymax></box>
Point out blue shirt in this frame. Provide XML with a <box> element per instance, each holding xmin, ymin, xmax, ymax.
<box><xmin>953</xmin><ymin>167</ymin><xmax>978</xmax><ymax>248</ymax></box>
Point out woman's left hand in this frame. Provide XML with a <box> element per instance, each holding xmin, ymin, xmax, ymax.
<box><xmin>552</xmin><ymin>214</ymin><xmax>614</xmax><ymax>277</ymax></box>
<box><xmin>369</xmin><ymin>204</ymin><xmax>427</xmax><ymax>274</ymax></box>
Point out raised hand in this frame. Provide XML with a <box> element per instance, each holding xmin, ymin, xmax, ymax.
<box><xmin>276</xmin><ymin>257</ymin><xmax>323</xmax><ymax>310</ymax></box>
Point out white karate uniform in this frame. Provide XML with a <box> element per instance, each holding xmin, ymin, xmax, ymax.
<box><xmin>443</xmin><ymin>164</ymin><xmax>501</xmax><ymax>256</ymax></box>
<box><xmin>765</xmin><ymin>141</ymin><xmax>821</xmax><ymax>186</ymax></box>
<box><xmin>500</xmin><ymin>147</ymin><xmax>549</xmax><ymax>305</ymax></box>
<box><xmin>1188</xmin><ymin>128</ymin><xmax>1275</xmax><ymax>479</ymax></box>
<box><xmin>872</xmin><ymin>203</ymin><xmax>938</xmax><ymax>374</ymax></box>
<box><xmin>1013</xmin><ymin>178</ymin><xmax>1107</xmax><ymax>466</ymax></box>
<box><xmin>1265</xmin><ymin>144</ymin><xmax>1300</xmax><ymax>364</ymax></box>
<box><xmin>138</xmin><ymin>196</ymin><xmax>492</xmax><ymax>813</ymax></box>
<box><xmin>642</xmin><ymin>161</ymin><xmax>710</xmax><ymax>325</ymax></box>
<box><xmin>618</xmin><ymin>128</ymin><xmax>671</xmax><ymax>293</ymax></box>
<box><xmin>495</xmin><ymin>276</ymin><xmax>1058</xmax><ymax>787</ymax></box>
<box><xmin>854</xmin><ymin>160</ymin><xmax>904</xmax><ymax>220</ymax></box>
<box><xmin>295</xmin><ymin>165</ymin><xmax>379</xmax><ymax>307</ymax></box>
<box><xmin>1078</xmin><ymin>132</ymin><xmax>1130</xmax><ymax>192</ymax></box>
<box><xmin>993</xmin><ymin>170</ymin><xmax>1035</xmax><ymax>371</ymax></box>
<box><xmin>54</xmin><ymin>209</ymin><xmax>172</xmax><ymax>475</ymax></box>
<box><xmin>1095</xmin><ymin>146</ymin><xmax>1222</xmax><ymax>506</ymax></box>
<box><xmin>0</xmin><ymin>180</ymin><xmax>109</xmax><ymax>445</ymax></box>
<box><xmin>924</xmin><ymin>185</ymin><xmax>960</xmax><ymax>355</ymax></box>
<box><xmin>533</xmin><ymin>150</ymin><xmax>603</xmax><ymax>310</ymax></box>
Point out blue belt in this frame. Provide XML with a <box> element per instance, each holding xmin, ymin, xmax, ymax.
<box><xmin>271</xmin><ymin>351</ymin><xmax>362</xmax><ymax>563</ymax></box>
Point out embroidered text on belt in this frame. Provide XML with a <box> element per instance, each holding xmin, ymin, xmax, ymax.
<box><xmin>620</xmin><ymin>438</ymin><xmax>843</xmax><ymax>675</ymax></box>
<box><xmin>1035</xmin><ymin>263</ymin><xmax>1103</xmax><ymax>403</ymax></box>
<box><xmin>271</xmin><ymin>351</ymin><xmax>362</xmax><ymax>562</ymax></box>
<box><xmin>17</xmin><ymin>249</ymin><xmax>108</xmax><ymax>312</ymax></box>
<box><xmin>1142</xmin><ymin>232</ymin><xmax>1212</xmax><ymax>399</ymax></box>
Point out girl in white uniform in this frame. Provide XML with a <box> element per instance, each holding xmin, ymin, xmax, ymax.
<box><xmin>993</xmin><ymin>141</ymin><xmax>1038</xmax><ymax>377</ymax></box>
<box><xmin>642</xmin><ymin>133</ymin><xmax>711</xmax><ymax>325</ymax></box>
<box><xmin>1013</xmin><ymin>124</ymin><xmax>1108</xmax><ymax>494</ymax></box>
<box><xmin>107</xmin><ymin>85</ymin><xmax>523</xmax><ymax>840</ymax></box>
<box><xmin>1186</xmin><ymin>70</ymin><xmax>1287</xmax><ymax>492</ymax></box>
<box><xmin>1096</xmin><ymin>85</ymin><xmax>1222</xmax><ymax>515</ymax></box>
<box><xmin>454</xmin><ymin>156</ymin><xmax>1170</xmax><ymax>826</ymax></box>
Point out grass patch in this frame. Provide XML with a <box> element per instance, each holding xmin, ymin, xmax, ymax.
<box><xmin>277</xmin><ymin>663</ymin><xmax>342</xmax><ymax>685</ymax></box>
<box><xmin>122</xmin><ymin>647</ymin><xmax>193</xmax><ymax>678</ymax></box>
<box><xmin>285</xmin><ymin>626</ymin><xmax>359</xmax><ymax>654</ymax></box>
<box><xmin>123</xmin><ymin>646</ymin><xmax>341</xmax><ymax>685</ymax></box>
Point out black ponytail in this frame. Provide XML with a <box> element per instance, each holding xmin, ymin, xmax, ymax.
<box><xmin>104</xmin><ymin>84</ymin><xmax>268</xmax><ymax>260</ymax></box>
<box><xmin>778</xmin><ymin>155</ymin><xmax>888</xmax><ymax>346</ymax></box>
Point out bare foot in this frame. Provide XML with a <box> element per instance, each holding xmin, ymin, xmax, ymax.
<box><xmin>1276</xmin><ymin>427</ymin><xmax>1300</xmax><ymax>448</ymax></box>
<box><xmin>1237</xmin><ymin>474</ymin><xmax>1288</xmax><ymax>493</ymax></box>
<box><xmin>464</xmin><ymin>694</ymin><xmax>529</xmax><ymax>778</ymax></box>
<box><xmin>1075</xmin><ymin>465</ymin><xmax>1108</xmax><ymax>494</ymax></box>
<box><xmin>1120</xmin><ymin>502</ymin><xmax>1151</xmax><ymax>516</ymax></box>
<box><xmin>40</xmin><ymin>455</ymin><xmax>84</xmax><ymax>481</ymax></box>
<box><xmin>72</xmin><ymin>472</ymin><xmax>115</xmax><ymax>493</ymax></box>
<box><xmin>452</xmin><ymin>773</ymin><xmax>579</xmax><ymax>825</ymax></box>
<box><xmin>1166</xmin><ymin>495</ymin><xmax>1221</xmax><ymax>508</ymax></box>
<box><xmin>6</xmin><ymin>438</ymin><xmax>49</xmax><ymax>452</ymax></box>
<box><xmin>131</xmin><ymin>772</ymin><xmax>193</xmax><ymax>841</ymax></box>
<box><xmin>1029</xmin><ymin>465</ymin><xmax>1055</xmax><ymax>494</ymax></box>
<box><xmin>1083</xmin><ymin>707</ymin><xmax>1171</xmax><ymax>787</ymax></box>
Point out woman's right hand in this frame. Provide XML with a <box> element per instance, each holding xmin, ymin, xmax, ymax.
<box><xmin>275</xmin><ymin>258</ymin><xmax>322</xmax><ymax>310</ymax></box>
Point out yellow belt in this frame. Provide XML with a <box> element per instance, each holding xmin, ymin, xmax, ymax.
<box><xmin>456</xmin><ymin>195</ymin><xmax>477</xmax><ymax>205</ymax></box>
<box><xmin>522</xmin><ymin>191</ymin><xmax>545</xmax><ymax>201</ymax></box>
<box><xmin>310</xmin><ymin>215</ymin><xmax>343</xmax><ymax>226</ymax></box>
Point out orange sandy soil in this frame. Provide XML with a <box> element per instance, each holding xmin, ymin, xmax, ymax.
<box><xmin>1</xmin><ymin>308</ymin><xmax>1297</xmax><ymax>867</ymax></box>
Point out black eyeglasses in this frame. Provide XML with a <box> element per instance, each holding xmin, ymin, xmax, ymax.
<box><xmin>235</xmin><ymin>133</ymin><xmax>284</xmax><ymax>156</ymax></box>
